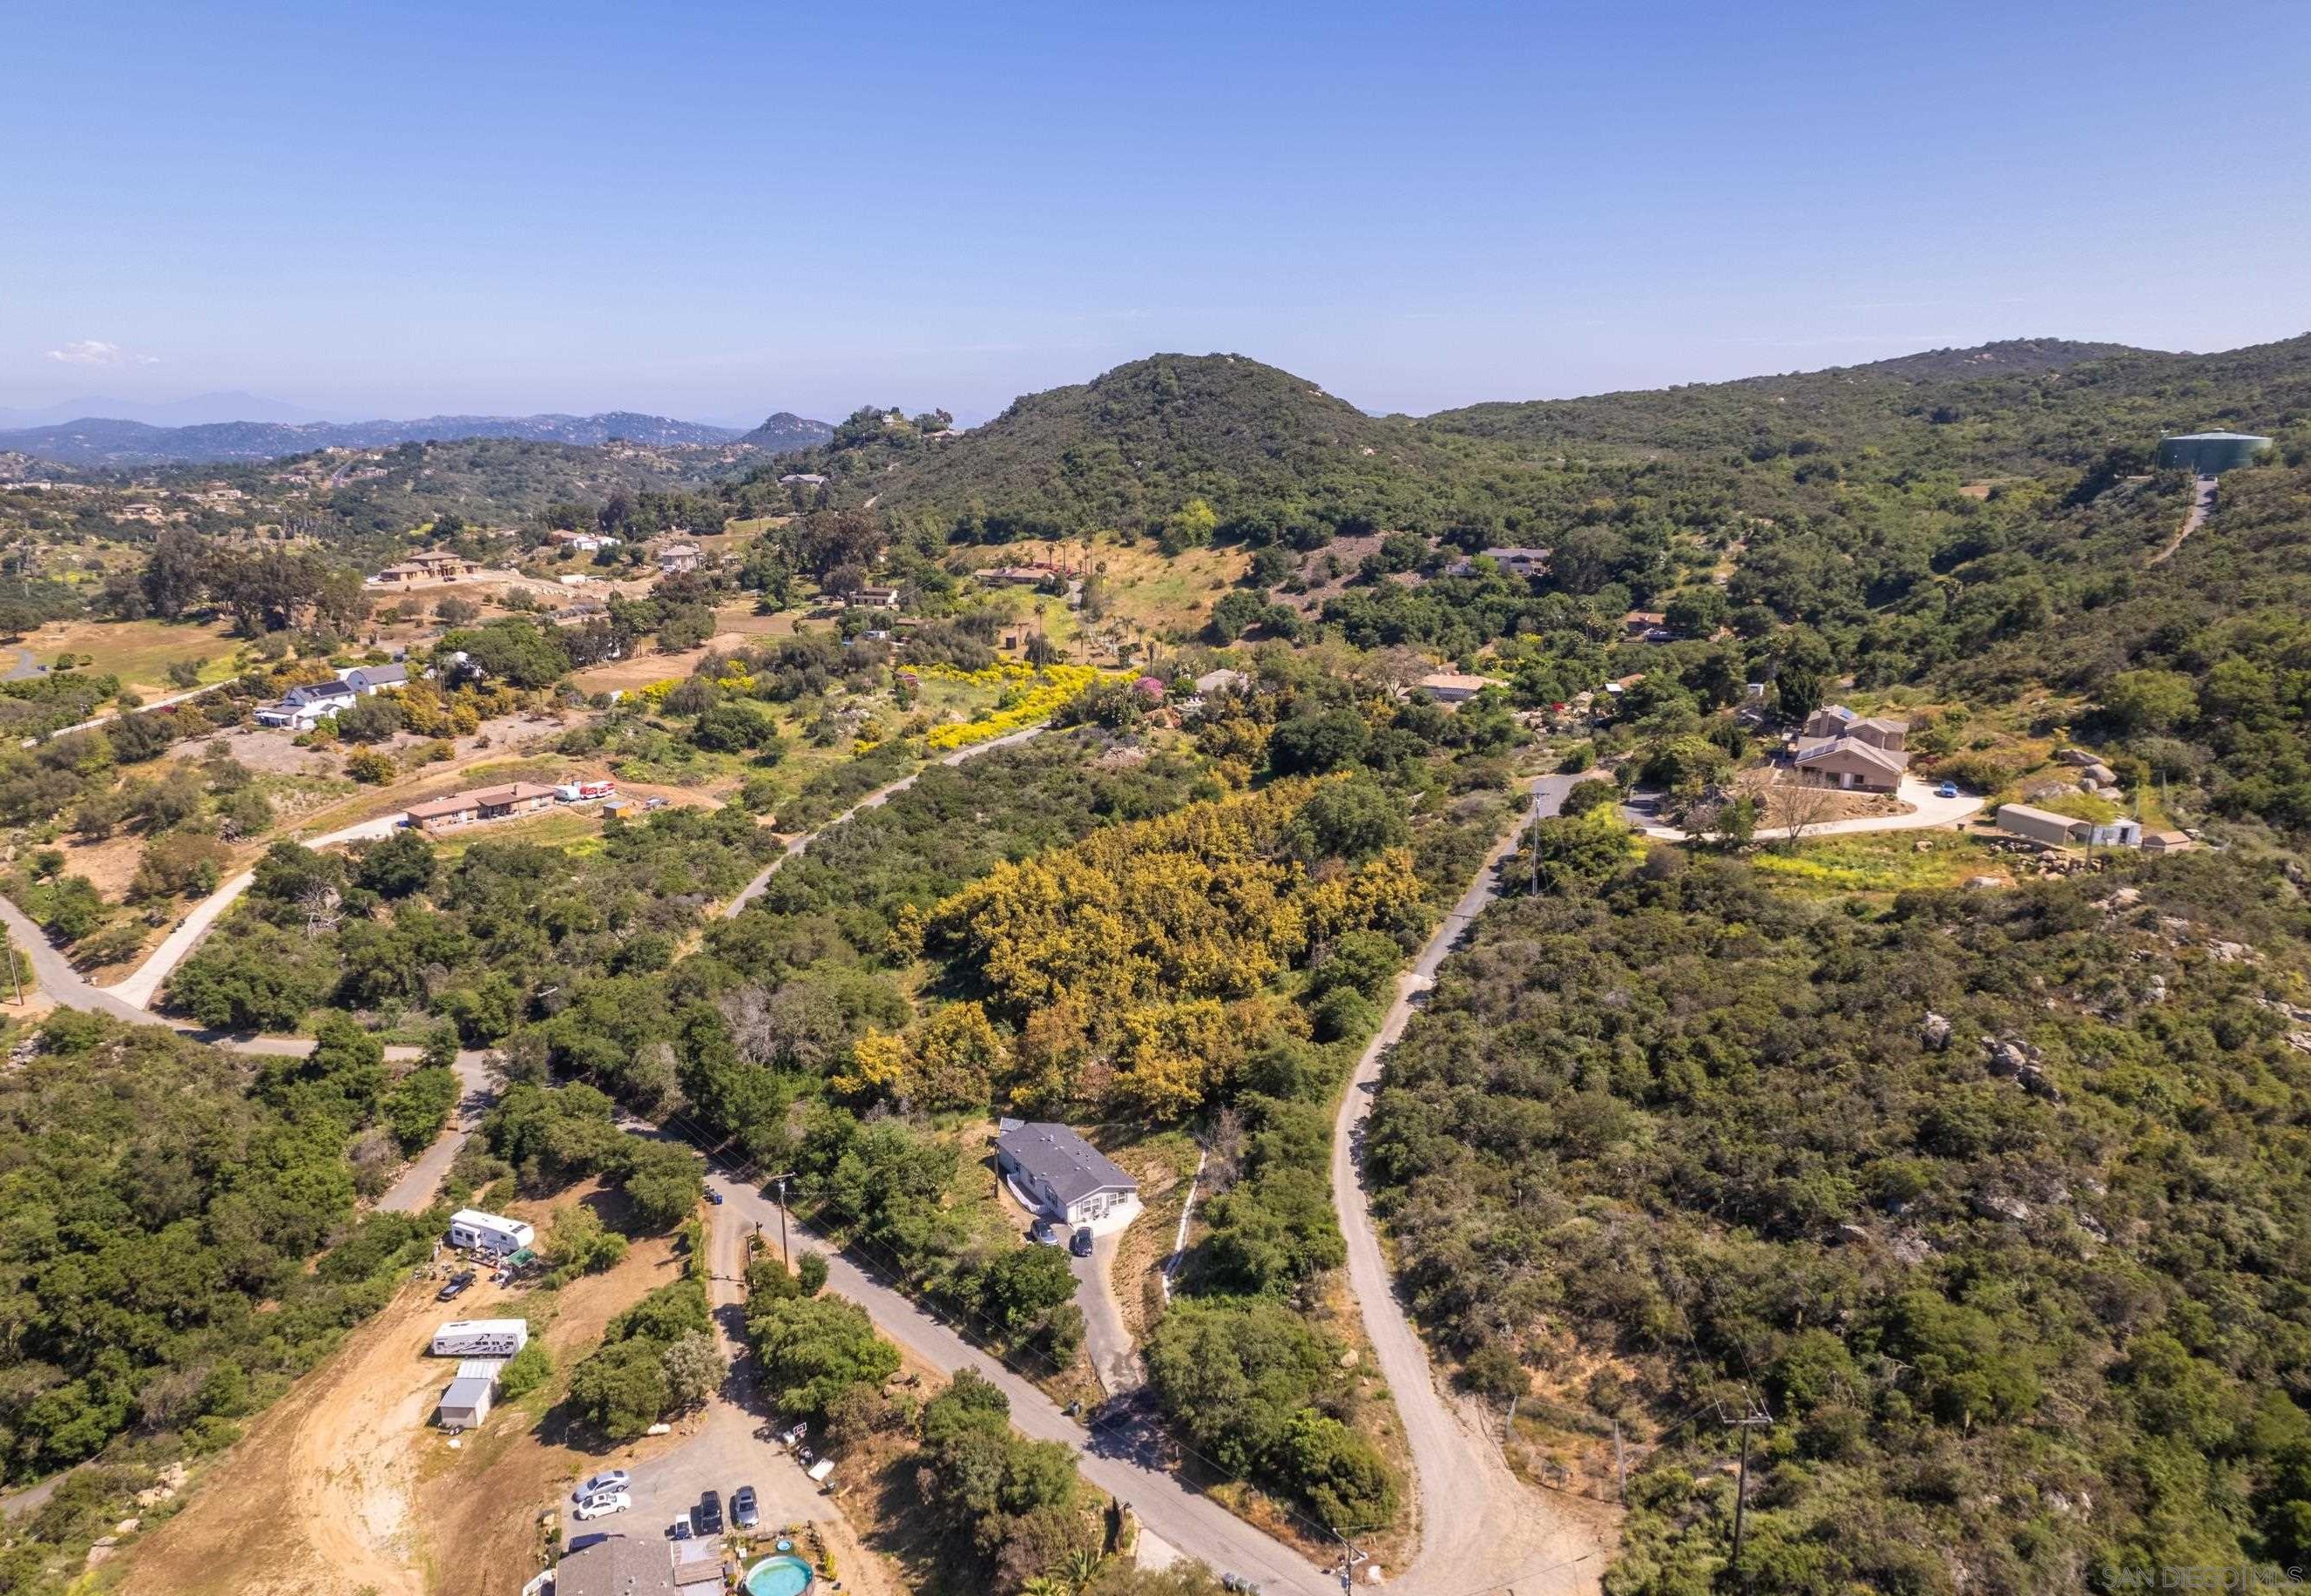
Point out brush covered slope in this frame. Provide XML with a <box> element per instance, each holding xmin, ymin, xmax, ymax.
<box><xmin>1368</xmin><ymin>844</ymin><xmax>2311</xmax><ymax>1593</ymax></box>
<box><xmin>1421</xmin><ymin>333</ymin><xmax>2311</xmax><ymax>473</ymax></box>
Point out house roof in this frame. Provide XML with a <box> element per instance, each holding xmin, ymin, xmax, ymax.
<box><xmin>1812</xmin><ymin>704</ymin><xmax>1859</xmax><ymax>724</ymax></box>
<box><xmin>406</xmin><ymin>794</ymin><xmax>479</xmax><ymax>822</ymax></box>
<box><xmin>349</xmin><ymin>663</ymin><xmax>408</xmax><ymax>686</ymax></box>
<box><xmin>556</xmin><ymin>1534</ymin><xmax>683</xmax><ymax>1596</ymax></box>
<box><xmin>1794</xmin><ymin>736</ymin><xmax>1910</xmax><ymax>775</ymax></box>
<box><xmin>997</xmin><ymin>1120</ymin><xmax>1137</xmax><ymax>1207</ymax></box>
<box><xmin>1852</xmin><ymin>715</ymin><xmax>1909</xmax><ymax>736</ymax></box>
<box><xmin>1418</xmin><ymin>672</ymin><xmax>1492</xmax><ymax>693</ymax></box>
<box><xmin>1193</xmin><ymin>667</ymin><xmax>1248</xmax><ymax>693</ymax></box>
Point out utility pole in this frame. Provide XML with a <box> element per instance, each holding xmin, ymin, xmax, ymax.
<box><xmin>1613</xmin><ymin>1417</ymin><xmax>1625</xmax><ymax>1505</ymax></box>
<box><xmin>764</xmin><ymin>1172</ymin><xmax>796</xmax><ymax>1268</ymax></box>
<box><xmin>1727</xmin><ymin>1403</ymin><xmax>1774</xmax><ymax>1581</ymax></box>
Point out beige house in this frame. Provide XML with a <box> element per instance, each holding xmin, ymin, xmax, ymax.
<box><xmin>2141</xmin><ymin>828</ymin><xmax>2195</xmax><ymax>855</ymax></box>
<box><xmin>1794</xmin><ymin>705</ymin><xmax>1911</xmax><ymax>793</ymax></box>
<box><xmin>1416</xmin><ymin>672</ymin><xmax>1493</xmax><ymax>705</ymax></box>
<box><xmin>404</xmin><ymin>781</ymin><xmax>559</xmax><ymax>833</ymax></box>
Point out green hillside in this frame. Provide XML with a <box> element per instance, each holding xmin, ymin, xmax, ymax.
<box><xmin>741</xmin><ymin>353</ymin><xmax>1446</xmax><ymax>541</ymax></box>
<box><xmin>1422</xmin><ymin>334</ymin><xmax>2311</xmax><ymax>474</ymax></box>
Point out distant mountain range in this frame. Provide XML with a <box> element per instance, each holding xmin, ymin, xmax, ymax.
<box><xmin>0</xmin><ymin>408</ymin><xmax>835</xmax><ymax>470</ymax></box>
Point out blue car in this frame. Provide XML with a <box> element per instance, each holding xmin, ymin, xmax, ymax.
<box><xmin>1936</xmin><ymin>781</ymin><xmax>1959</xmax><ymax>799</ymax></box>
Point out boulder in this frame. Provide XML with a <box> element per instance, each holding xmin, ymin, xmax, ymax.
<box><xmin>1970</xmin><ymin>1192</ymin><xmax>2032</xmax><ymax>1224</ymax></box>
<box><xmin>1921</xmin><ymin>1012</ymin><xmax>1953</xmax><ymax>1051</ymax></box>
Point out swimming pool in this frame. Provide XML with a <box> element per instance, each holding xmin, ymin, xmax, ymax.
<box><xmin>744</xmin><ymin>1553</ymin><xmax>815</xmax><ymax>1596</ymax></box>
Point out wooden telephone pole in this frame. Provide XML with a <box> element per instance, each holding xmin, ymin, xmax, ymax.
<box><xmin>1726</xmin><ymin>1402</ymin><xmax>1774</xmax><ymax>1579</ymax></box>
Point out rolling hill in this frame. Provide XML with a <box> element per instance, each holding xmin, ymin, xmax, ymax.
<box><xmin>753</xmin><ymin>352</ymin><xmax>1444</xmax><ymax>538</ymax></box>
<box><xmin>1420</xmin><ymin>333</ymin><xmax>2311</xmax><ymax>472</ymax></box>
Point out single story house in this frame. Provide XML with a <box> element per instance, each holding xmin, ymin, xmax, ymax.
<box><xmin>405</xmin><ymin>782</ymin><xmax>560</xmax><ymax>833</ymax></box>
<box><xmin>1416</xmin><ymin>672</ymin><xmax>1493</xmax><ymax>705</ymax></box>
<box><xmin>778</xmin><ymin>472</ymin><xmax>828</xmax><ymax>487</ymax></box>
<box><xmin>848</xmin><ymin>585</ymin><xmax>902</xmax><ymax>610</ymax></box>
<box><xmin>253</xmin><ymin>676</ymin><xmax>359</xmax><ymax>729</ymax></box>
<box><xmin>656</xmin><ymin>542</ymin><xmax>702</xmax><ymax>573</ymax></box>
<box><xmin>2141</xmin><ymin>828</ymin><xmax>2195</xmax><ymax>855</ymax></box>
<box><xmin>1483</xmin><ymin>546</ymin><xmax>1551</xmax><ymax>578</ymax></box>
<box><xmin>977</xmin><ymin>565</ymin><xmax>1051</xmax><ymax>587</ymax></box>
<box><xmin>1997</xmin><ymin>805</ymin><xmax>2144</xmax><ymax>849</ymax></box>
<box><xmin>1193</xmin><ymin>667</ymin><xmax>1249</xmax><ymax>696</ymax></box>
<box><xmin>997</xmin><ymin>1119</ymin><xmax>1139</xmax><ymax>1230</ymax></box>
<box><xmin>1622</xmin><ymin>610</ymin><xmax>1672</xmax><ymax>642</ymax></box>
<box><xmin>555</xmin><ymin>1533</ymin><xmax>704</xmax><ymax>1596</ymax></box>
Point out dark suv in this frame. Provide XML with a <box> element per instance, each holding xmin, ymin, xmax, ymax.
<box><xmin>436</xmin><ymin>1269</ymin><xmax>476</xmax><ymax>1302</ymax></box>
<box><xmin>695</xmin><ymin>1490</ymin><xmax>724</xmax><ymax>1535</ymax></box>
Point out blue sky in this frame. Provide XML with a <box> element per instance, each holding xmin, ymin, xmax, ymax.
<box><xmin>5</xmin><ymin>0</ymin><xmax>2308</xmax><ymax>425</ymax></box>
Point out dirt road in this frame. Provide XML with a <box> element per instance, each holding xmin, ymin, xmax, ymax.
<box><xmin>2149</xmin><ymin>472</ymin><xmax>2219</xmax><ymax>565</ymax></box>
<box><xmin>720</xmin><ymin>722</ymin><xmax>1050</xmax><ymax>917</ymax></box>
<box><xmin>1333</xmin><ymin>774</ymin><xmax>1615</xmax><ymax>1595</ymax></box>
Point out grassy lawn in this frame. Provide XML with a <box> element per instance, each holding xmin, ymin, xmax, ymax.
<box><xmin>34</xmin><ymin>616</ymin><xmax>243</xmax><ymax>693</ymax></box>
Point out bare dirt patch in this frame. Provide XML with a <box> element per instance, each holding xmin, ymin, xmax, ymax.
<box><xmin>116</xmin><ymin>1185</ymin><xmax>686</xmax><ymax>1596</ymax></box>
<box><xmin>1736</xmin><ymin>765</ymin><xmax>1912</xmax><ymax>828</ymax></box>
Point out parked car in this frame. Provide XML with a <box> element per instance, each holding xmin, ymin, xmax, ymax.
<box><xmin>696</xmin><ymin>1490</ymin><xmax>724</xmax><ymax>1535</ymax></box>
<box><xmin>1030</xmin><ymin>1219</ymin><xmax>1061</xmax><ymax>1247</ymax></box>
<box><xmin>732</xmin><ymin>1484</ymin><xmax>760</xmax><ymax>1529</ymax></box>
<box><xmin>705</xmin><ymin>1188</ymin><xmax>724</xmax><ymax>1205</ymax></box>
<box><xmin>436</xmin><ymin>1269</ymin><xmax>476</xmax><ymax>1302</ymax></box>
<box><xmin>1220</xmin><ymin>1577</ymin><xmax>1262</xmax><ymax>1594</ymax></box>
<box><xmin>574</xmin><ymin>1491</ymin><xmax>631</xmax><ymax>1521</ymax></box>
<box><xmin>575</xmin><ymin>1470</ymin><xmax>632</xmax><ymax>1501</ymax></box>
<box><xmin>1071</xmin><ymin>1226</ymin><xmax>1093</xmax><ymax>1257</ymax></box>
<box><xmin>1936</xmin><ymin>781</ymin><xmax>1960</xmax><ymax>799</ymax></box>
<box><xmin>644</xmin><ymin>795</ymin><xmax>671</xmax><ymax>811</ymax></box>
<box><xmin>668</xmin><ymin>1516</ymin><xmax>693</xmax><ymax>1540</ymax></box>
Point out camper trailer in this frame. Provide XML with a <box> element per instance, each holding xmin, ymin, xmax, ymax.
<box><xmin>446</xmin><ymin>1208</ymin><xmax>535</xmax><ymax>1257</ymax></box>
<box><xmin>430</xmin><ymin>1318</ymin><xmax>530</xmax><ymax>1357</ymax></box>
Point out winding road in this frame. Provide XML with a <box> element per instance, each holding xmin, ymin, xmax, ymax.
<box><xmin>1334</xmin><ymin>774</ymin><xmax>1610</xmax><ymax>1593</ymax></box>
<box><xmin>3</xmin><ymin>728</ymin><xmax>1608</xmax><ymax>1591</ymax></box>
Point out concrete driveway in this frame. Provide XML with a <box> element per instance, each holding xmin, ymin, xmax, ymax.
<box><xmin>1629</xmin><ymin>774</ymin><xmax>1983</xmax><ymax>842</ymax></box>
<box><xmin>1071</xmin><ymin>1231</ymin><xmax>1141</xmax><ymax>1394</ymax></box>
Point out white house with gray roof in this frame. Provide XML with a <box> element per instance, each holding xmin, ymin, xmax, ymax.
<box><xmin>996</xmin><ymin>1119</ymin><xmax>1139</xmax><ymax>1233</ymax></box>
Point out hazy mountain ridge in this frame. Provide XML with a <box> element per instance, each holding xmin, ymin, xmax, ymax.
<box><xmin>0</xmin><ymin>409</ymin><xmax>771</xmax><ymax>469</ymax></box>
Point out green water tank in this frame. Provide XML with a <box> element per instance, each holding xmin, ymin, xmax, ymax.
<box><xmin>2157</xmin><ymin>430</ymin><xmax>2274</xmax><ymax>473</ymax></box>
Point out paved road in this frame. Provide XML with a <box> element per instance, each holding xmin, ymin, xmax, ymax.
<box><xmin>101</xmin><ymin>810</ymin><xmax>406</xmax><ymax>1010</ymax></box>
<box><xmin>721</xmin><ymin>723</ymin><xmax>1050</xmax><ymax>918</ymax></box>
<box><xmin>5</xmin><ymin>649</ymin><xmax>43</xmax><ymax>683</ymax></box>
<box><xmin>0</xmin><ymin>876</ymin><xmax>488</xmax><ymax>1215</ymax></box>
<box><xmin>1333</xmin><ymin>774</ymin><xmax>1610</xmax><ymax>1596</ymax></box>
<box><xmin>1625</xmin><ymin>774</ymin><xmax>1983</xmax><ymax>842</ymax></box>
<box><xmin>699</xmin><ymin>1161</ymin><xmax>1342</xmax><ymax>1594</ymax></box>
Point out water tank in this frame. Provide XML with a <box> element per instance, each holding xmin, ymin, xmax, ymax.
<box><xmin>2157</xmin><ymin>431</ymin><xmax>2273</xmax><ymax>474</ymax></box>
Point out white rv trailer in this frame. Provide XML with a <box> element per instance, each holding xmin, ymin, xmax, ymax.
<box><xmin>430</xmin><ymin>1318</ymin><xmax>530</xmax><ymax>1357</ymax></box>
<box><xmin>446</xmin><ymin>1208</ymin><xmax>536</xmax><ymax>1256</ymax></box>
